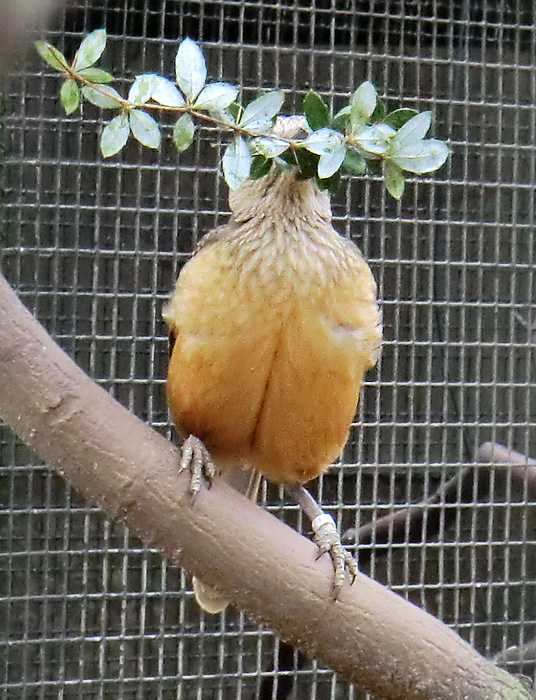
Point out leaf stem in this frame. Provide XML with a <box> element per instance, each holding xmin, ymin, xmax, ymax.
<box><xmin>66</xmin><ymin>66</ymin><xmax>309</xmax><ymax>148</ymax></box>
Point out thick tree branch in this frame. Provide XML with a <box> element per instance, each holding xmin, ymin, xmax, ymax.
<box><xmin>0</xmin><ymin>272</ymin><xmax>530</xmax><ymax>700</ymax></box>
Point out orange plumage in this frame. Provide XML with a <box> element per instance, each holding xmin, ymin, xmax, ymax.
<box><xmin>164</xmin><ymin>170</ymin><xmax>381</xmax><ymax>486</ymax></box>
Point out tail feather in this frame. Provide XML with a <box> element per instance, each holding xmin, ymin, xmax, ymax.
<box><xmin>193</xmin><ymin>576</ymin><xmax>230</xmax><ymax>614</ymax></box>
<box><xmin>193</xmin><ymin>468</ymin><xmax>262</xmax><ymax>613</ymax></box>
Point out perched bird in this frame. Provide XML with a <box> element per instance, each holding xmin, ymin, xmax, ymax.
<box><xmin>164</xmin><ymin>143</ymin><xmax>381</xmax><ymax>612</ymax></box>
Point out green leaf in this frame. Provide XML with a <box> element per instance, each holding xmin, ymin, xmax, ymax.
<box><xmin>209</xmin><ymin>109</ymin><xmax>237</xmax><ymax>126</ymax></box>
<box><xmin>354</xmin><ymin>124</ymin><xmax>396</xmax><ymax>155</ymax></box>
<box><xmin>194</xmin><ymin>82</ymin><xmax>238</xmax><ymax>111</ymax></box>
<box><xmin>342</xmin><ymin>149</ymin><xmax>366</xmax><ymax>175</ymax></box>
<box><xmin>366</xmin><ymin>160</ymin><xmax>382</xmax><ymax>175</ymax></box>
<box><xmin>81</xmin><ymin>85</ymin><xmax>122</xmax><ymax>109</ymax></box>
<box><xmin>128</xmin><ymin>74</ymin><xmax>158</xmax><ymax>105</ymax></box>
<box><xmin>370</xmin><ymin>96</ymin><xmax>386</xmax><ymax>122</ymax></box>
<box><xmin>151</xmin><ymin>76</ymin><xmax>185</xmax><ymax>107</ymax></box>
<box><xmin>175</xmin><ymin>37</ymin><xmax>207</xmax><ymax>101</ymax></box>
<box><xmin>331</xmin><ymin>105</ymin><xmax>351</xmax><ymax>133</ymax></box>
<box><xmin>273</xmin><ymin>155</ymin><xmax>294</xmax><ymax>173</ymax></box>
<box><xmin>251</xmin><ymin>136</ymin><xmax>288</xmax><ymax>158</ymax></box>
<box><xmin>390</xmin><ymin>139</ymin><xmax>450</xmax><ymax>173</ymax></box>
<box><xmin>317</xmin><ymin>168</ymin><xmax>341</xmax><ymax>195</ymax></box>
<box><xmin>391</xmin><ymin>111</ymin><xmax>431</xmax><ymax>150</ymax></box>
<box><xmin>303</xmin><ymin>91</ymin><xmax>330</xmax><ymax>131</ymax></box>
<box><xmin>383</xmin><ymin>108</ymin><xmax>419</xmax><ymax>130</ymax></box>
<box><xmin>35</xmin><ymin>41</ymin><xmax>67</xmax><ymax>71</ymax></box>
<box><xmin>250</xmin><ymin>155</ymin><xmax>272</xmax><ymax>179</ymax></box>
<box><xmin>100</xmin><ymin>113</ymin><xmax>130</xmax><ymax>157</ymax></box>
<box><xmin>294</xmin><ymin>148</ymin><xmax>319</xmax><ymax>180</ymax></box>
<box><xmin>222</xmin><ymin>136</ymin><xmax>252</xmax><ymax>190</ymax></box>
<box><xmin>239</xmin><ymin>91</ymin><xmax>285</xmax><ymax>135</ymax></box>
<box><xmin>384</xmin><ymin>161</ymin><xmax>405</xmax><ymax>199</ymax></box>
<box><xmin>60</xmin><ymin>79</ymin><xmax>80</xmax><ymax>115</ymax></box>
<box><xmin>129</xmin><ymin>109</ymin><xmax>161</xmax><ymax>149</ymax></box>
<box><xmin>350</xmin><ymin>81</ymin><xmax>377</xmax><ymax>131</ymax></box>
<box><xmin>73</xmin><ymin>29</ymin><xmax>107</xmax><ymax>71</ymax></box>
<box><xmin>279</xmin><ymin>149</ymin><xmax>298</xmax><ymax>167</ymax></box>
<box><xmin>78</xmin><ymin>67</ymin><xmax>115</xmax><ymax>83</ymax></box>
<box><xmin>303</xmin><ymin>127</ymin><xmax>345</xmax><ymax>156</ymax></box>
<box><xmin>304</xmin><ymin>128</ymin><xmax>347</xmax><ymax>179</ymax></box>
<box><xmin>172</xmin><ymin>113</ymin><xmax>195</xmax><ymax>152</ymax></box>
<box><xmin>227</xmin><ymin>102</ymin><xmax>241</xmax><ymax>120</ymax></box>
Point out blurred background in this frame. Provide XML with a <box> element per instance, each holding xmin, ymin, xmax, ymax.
<box><xmin>0</xmin><ymin>1</ymin><xmax>535</xmax><ymax>698</ymax></box>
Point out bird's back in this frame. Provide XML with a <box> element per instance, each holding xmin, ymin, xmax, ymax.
<box><xmin>165</xmin><ymin>173</ymin><xmax>381</xmax><ymax>484</ymax></box>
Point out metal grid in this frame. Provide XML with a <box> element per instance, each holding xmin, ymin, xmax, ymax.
<box><xmin>1</xmin><ymin>0</ymin><xmax>535</xmax><ymax>697</ymax></box>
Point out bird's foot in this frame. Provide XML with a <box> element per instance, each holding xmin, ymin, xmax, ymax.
<box><xmin>311</xmin><ymin>512</ymin><xmax>359</xmax><ymax>597</ymax></box>
<box><xmin>286</xmin><ymin>483</ymin><xmax>359</xmax><ymax>598</ymax></box>
<box><xmin>179</xmin><ymin>435</ymin><xmax>216</xmax><ymax>497</ymax></box>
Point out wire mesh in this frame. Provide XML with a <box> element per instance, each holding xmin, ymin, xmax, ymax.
<box><xmin>0</xmin><ymin>0</ymin><xmax>535</xmax><ymax>698</ymax></box>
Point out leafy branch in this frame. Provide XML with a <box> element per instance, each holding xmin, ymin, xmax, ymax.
<box><xmin>36</xmin><ymin>29</ymin><xmax>450</xmax><ymax>198</ymax></box>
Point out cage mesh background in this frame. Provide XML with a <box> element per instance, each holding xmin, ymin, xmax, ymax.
<box><xmin>1</xmin><ymin>0</ymin><xmax>535</xmax><ymax>698</ymax></box>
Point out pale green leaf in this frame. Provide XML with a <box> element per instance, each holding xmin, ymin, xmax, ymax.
<box><xmin>350</xmin><ymin>81</ymin><xmax>377</xmax><ymax>131</ymax></box>
<box><xmin>317</xmin><ymin>145</ymin><xmax>345</xmax><ymax>179</ymax></box>
<box><xmin>384</xmin><ymin>161</ymin><xmax>405</xmax><ymax>199</ymax></box>
<box><xmin>303</xmin><ymin>127</ymin><xmax>345</xmax><ymax>156</ymax></box>
<box><xmin>129</xmin><ymin>109</ymin><xmax>161</xmax><ymax>149</ymax></box>
<box><xmin>391</xmin><ymin>111</ymin><xmax>431</xmax><ymax>150</ymax></box>
<box><xmin>175</xmin><ymin>37</ymin><xmax>206</xmax><ymax>101</ymax></box>
<box><xmin>128</xmin><ymin>74</ymin><xmax>158</xmax><ymax>105</ymax></box>
<box><xmin>35</xmin><ymin>41</ymin><xmax>67</xmax><ymax>71</ymax></box>
<box><xmin>60</xmin><ymin>79</ymin><xmax>80</xmax><ymax>115</ymax></box>
<box><xmin>208</xmin><ymin>108</ymin><xmax>237</xmax><ymax>126</ymax></box>
<box><xmin>81</xmin><ymin>85</ymin><xmax>122</xmax><ymax>109</ymax></box>
<box><xmin>222</xmin><ymin>136</ymin><xmax>252</xmax><ymax>190</ymax></box>
<box><xmin>194</xmin><ymin>82</ymin><xmax>238</xmax><ymax>110</ymax></box>
<box><xmin>172</xmin><ymin>113</ymin><xmax>195</xmax><ymax>152</ymax></box>
<box><xmin>354</xmin><ymin>124</ymin><xmax>396</xmax><ymax>155</ymax></box>
<box><xmin>391</xmin><ymin>139</ymin><xmax>450</xmax><ymax>173</ymax></box>
<box><xmin>239</xmin><ymin>91</ymin><xmax>285</xmax><ymax>134</ymax></box>
<box><xmin>78</xmin><ymin>67</ymin><xmax>114</xmax><ymax>83</ymax></box>
<box><xmin>73</xmin><ymin>29</ymin><xmax>107</xmax><ymax>71</ymax></box>
<box><xmin>100</xmin><ymin>113</ymin><xmax>130</xmax><ymax>157</ymax></box>
<box><xmin>151</xmin><ymin>76</ymin><xmax>185</xmax><ymax>107</ymax></box>
<box><xmin>251</xmin><ymin>136</ymin><xmax>288</xmax><ymax>158</ymax></box>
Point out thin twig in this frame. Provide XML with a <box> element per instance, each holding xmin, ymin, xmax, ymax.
<box><xmin>341</xmin><ymin>445</ymin><xmax>536</xmax><ymax>558</ymax></box>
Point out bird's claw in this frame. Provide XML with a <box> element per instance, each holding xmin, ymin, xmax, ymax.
<box><xmin>312</xmin><ymin>512</ymin><xmax>358</xmax><ymax>597</ymax></box>
<box><xmin>179</xmin><ymin>435</ymin><xmax>216</xmax><ymax>497</ymax></box>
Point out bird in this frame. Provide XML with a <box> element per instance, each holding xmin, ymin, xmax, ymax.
<box><xmin>163</xmin><ymin>141</ymin><xmax>381</xmax><ymax>613</ymax></box>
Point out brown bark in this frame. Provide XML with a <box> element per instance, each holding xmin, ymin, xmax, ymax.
<box><xmin>0</xmin><ymin>271</ymin><xmax>531</xmax><ymax>700</ymax></box>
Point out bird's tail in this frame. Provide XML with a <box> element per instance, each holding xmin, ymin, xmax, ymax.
<box><xmin>193</xmin><ymin>468</ymin><xmax>262</xmax><ymax>614</ymax></box>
